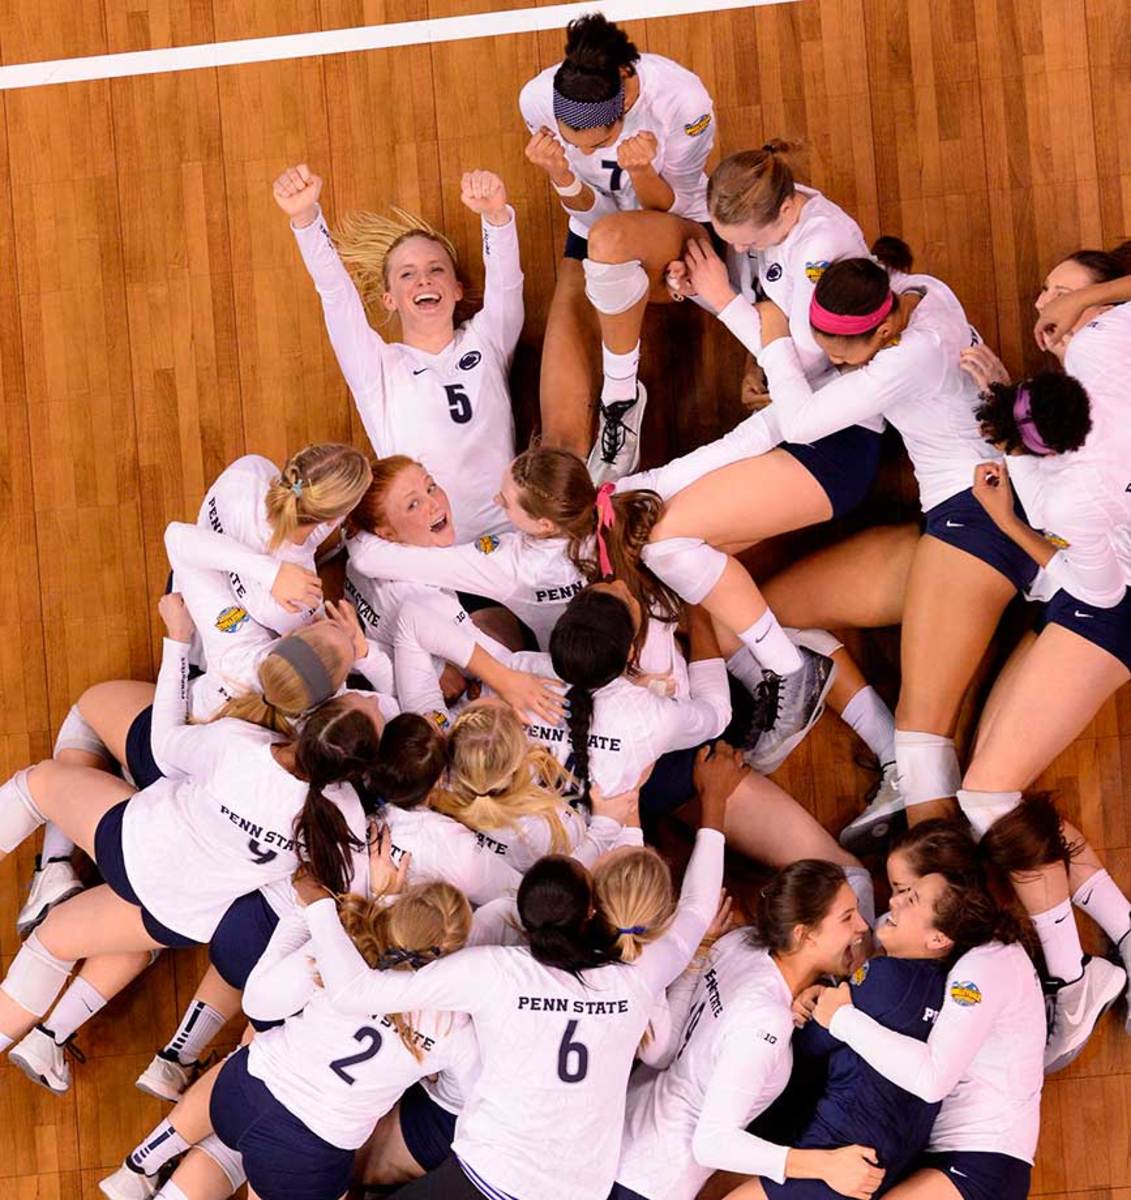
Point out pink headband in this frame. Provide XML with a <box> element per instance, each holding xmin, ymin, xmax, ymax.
<box><xmin>1013</xmin><ymin>386</ymin><xmax>1054</xmax><ymax>456</ymax></box>
<box><xmin>595</xmin><ymin>483</ymin><xmax>616</xmax><ymax>578</ymax></box>
<box><xmin>809</xmin><ymin>290</ymin><xmax>894</xmax><ymax>337</ymax></box>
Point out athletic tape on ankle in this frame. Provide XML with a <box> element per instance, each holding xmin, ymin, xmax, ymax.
<box><xmin>957</xmin><ymin>788</ymin><xmax>1022</xmax><ymax>840</ymax></box>
<box><xmin>53</xmin><ymin>704</ymin><xmax>109</xmax><ymax>759</ymax></box>
<box><xmin>641</xmin><ymin>537</ymin><xmax>727</xmax><ymax>604</ymax></box>
<box><xmin>583</xmin><ymin>258</ymin><xmax>650</xmax><ymax>316</ymax></box>
<box><xmin>198</xmin><ymin>1134</ymin><xmax>247</xmax><ymax>1190</ymax></box>
<box><xmin>892</xmin><ymin>731</ymin><xmax>960</xmax><ymax>808</ymax></box>
<box><xmin>1</xmin><ymin>932</ymin><xmax>76</xmax><ymax>1016</ymax></box>
<box><xmin>0</xmin><ymin>769</ymin><xmax>46</xmax><ymax>853</ymax></box>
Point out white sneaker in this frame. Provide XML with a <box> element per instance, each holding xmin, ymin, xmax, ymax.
<box><xmin>9</xmin><ymin>1024</ymin><xmax>80</xmax><ymax>1094</ymax></box>
<box><xmin>587</xmin><ymin>381</ymin><xmax>648</xmax><ymax>484</ymax></box>
<box><xmin>17</xmin><ymin>855</ymin><xmax>83</xmax><ymax>938</ymax></box>
<box><xmin>743</xmin><ymin>645</ymin><xmax>837</xmax><ymax>774</ymax></box>
<box><xmin>99</xmin><ymin>1163</ymin><xmax>159</xmax><ymax>1200</ymax></box>
<box><xmin>1117</xmin><ymin>931</ymin><xmax>1131</xmax><ymax>1035</ymax></box>
<box><xmin>1044</xmin><ymin>956</ymin><xmax>1127</xmax><ymax>1073</ymax></box>
<box><xmin>135</xmin><ymin>1051</ymin><xmax>197</xmax><ymax>1102</ymax></box>
<box><xmin>838</xmin><ymin>762</ymin><xmax>905</xmax><ymax>854</ymax></box>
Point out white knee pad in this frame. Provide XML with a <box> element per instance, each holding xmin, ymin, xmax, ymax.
<box><xmin>957</xmin><ymin>788</ymin><xmax>1023</xmax><ymax>841</ymax></box>
<box><xmin>198</xmin><ymin>1133</ymin><xmax>246</xmax><ymax>1191</ymax></box>
<box><xmin>53</xmin><ymin>704</ymin><xmax>109</xmax><ymax>760</ymax></box>
<box><xmin>791</xmin><ymin>628</ymin><xmax>844</xmax><ymax>658</ymax></box>
<box><xmin>0</xmin><ymin>767</ymin><xmax>46</xmax><ymax>854</ymax></box>
<box><xmin>154</xmin><ymin>1183</ymin><xmax>190</xmax><ymax>1200</ymax></box>
<box><xmin>641</xmin><ymin>537</ymin><xmax>728</xmax><ymax>604</ymax></box>
<box><xmin>1</xmin><ymin>931</ymin><xmax>75</xmax><ymax>1016</ymax></box>
<box><xmin>844</xmin><ymin>865</ymin><xmax>876</xmax><ymax>928</ymax></box>
<box><xmin>583</xmin><ymin>258</ymin><xmax>650</xmax><ymax>315</ymax></box>
<box><xmin>892</xmin><ymin>731</ymin><xmax>961</xmax><ymax>809</ymax></box>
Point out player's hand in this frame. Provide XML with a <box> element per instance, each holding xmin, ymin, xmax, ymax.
<box><xmin>959</xmin><ymin>342</ymin><xmax>1011</xmax><ymax>393</ymax></box>
<box><xmin>524</xmin><ymin>128</ymin><xmax>572</xmax><ymax>186</ymax></box>
<box><xmin>813</xmin><ymin>980</ymin><xmax>853</xmax><ymax>1028</ymax></box>
<box><xmin>368</xmin><ymin>822</ymin><xmax>412</xmax><ymax>898</ymax></box>
<box><xmin>792</xmin><ymin>983</ymin><xmax>824</xmax><ymax>1027</ymax></box>
<box><xmin>704</xmin><ymin>888</ymin><xmax>737</xmax><ymax>945</ymax></box>
<box><xmin>293</xmin><ymin>867</ymin><xmax>332</xmax><ymax>907</ymax></box>
<box><xmin>664</xmin><ymin>258</ymin><xmax>696</xmax><ymax>302</ymax></box>
<box><xmin>323</xmin><ymin>599</ymin><xmax>368</xmax><ymax>661</ymax></box>
<box><xmin>271</xmin><ymin>561</ymin><xmax>323</xmax><ymax>613</ymax></box>
<box><xmin>439</xmin><ymin>663</ymin><xmax>470</xmax><ymax>705</ymax></box>
<box><xmin>272</xmin><ymin>163</ymin><xmax>323</xmax><ymax>227</ymax></box>
<box><xmin>461</xmin><ymin>170</ymin><xmax>509</xmax><ymax>222</ymax></box>
<box><xmin>589</xmin><ymin>781</ymin><xmax>641</xmax><ymax>828</ymax></box>
<box><xmin>971</xmin><ymin>460</ymin><xmax>1016</xmax><ymax>529</ymax></box>
<box><xmin>685</xmin><ymin>238</ymin><xmax>736</xmax><ymax>311</ymax></box>
<box><xmin>756</xmin><ymin>298</ymin><xmax>790</xmax><ymax>345</ymax></box>
<box><xmin>495</xmin><ymin>666</ymin><xmax>567</xmax><ymax>725</ymax></box>
<box><xmin>818</xmin><ymin>1146</ymin><xmax>885</xmax><ymax>1199</ymax></box>
<box><xmin>617</xmin><ymin>130</ymin><xmax>659</xmax><ymax>172</ymax></box>
<box><xmin>158</xmin><ymin>592</ymin><xmax>195</xmax><ymax>644</ymax></box>
<box><xmin>693</xmin><ymin>741</ymin><xmax>748</xmax><ymax>830</ymax></box>
<box><xmin>1034</xmin><ymin>291</ymin><xmax>1088</xmax><ymax>354</ymax></box>
<box><xmin>741</xmin><ymin>352</ymin><xmax>771</xmax><ymax>410</ymax></box>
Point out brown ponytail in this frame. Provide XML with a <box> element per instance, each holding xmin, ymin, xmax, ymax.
<box><xmin>707</xmin><ymin>141</ymin><xmax>803</xmax><ymax>228</ymax></box>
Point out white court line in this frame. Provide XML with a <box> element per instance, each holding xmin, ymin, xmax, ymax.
<box><xmin>0</xmin><ymin>0</ymin><xmax>795</xmax><ymax>90</ymax></box>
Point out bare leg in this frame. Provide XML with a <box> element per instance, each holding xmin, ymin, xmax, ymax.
<box><xmin>880</xmin><ymin>1169</ymin><xmax>964</xmax><ymax>1200</ymax></box>
<box><xmin>77</xmin><ymin>680</ymin><xmax>155</xmax><ymax>768</ymax></box>
<box><xmin>724</xmin><ymin>774</ymin><xmax>862</xmax><ymax>870</ymax></box>
<box><xmin>539</xmin><ymin>259</ymin><xmax>602</xmax><ymax>455</ymax></box>
<box><xmin>166</xmin><ymin>1060</ymin><xmax>224</xmax><ymax>1144</ymax></box>
<box><xmin>355</xmin><ymin>1101</ymin><xmax>425</xmax><ymax>1187</ymax></box>
<box><xmin>469</xmin><ymin>606</ymin><xmax>525</xmax><ymax>653</ymax></box>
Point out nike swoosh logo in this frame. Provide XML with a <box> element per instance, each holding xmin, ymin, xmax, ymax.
<box><xmin>945</xmin><ymin>519</ymin><xmax>964</xmax><ymax>528</ymax></box>
<box><xmin>1053</xmin><ymin>913</ymin><xmax>1069</xmax><ymax>923</ymax></box>
<box><xmin>412</xmin><ymin>368</ymin><xmax>427</xmax><ymax>375</ymax></box>
<box><xmin>753</xmin><ymin>630</ymin><xmax>770</xmax><ymax>643</ymax></box>
<box><xmin>1073</xmin><ymin>611</ymin><xmax>1094</xmax><ymax>619</ymax></box>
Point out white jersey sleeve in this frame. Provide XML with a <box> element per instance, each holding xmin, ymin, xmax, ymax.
<box><xmin>645</xmin><ymin>65</ymin><xmax>715</xmax><ymax>216</ymax></box>
<box><xmin>149</xmin><ymin>638</ymin><xmax>196</xmax><ymax>778</ymax></box>
<box><xmin>165</xmin><ymin>522</ymin><xmax>278</xmax><ymax>591</ymax></box>
<box><xmin>654</xmin><ymin>659</ymin><xmax>732</xmax><ymax>754</ymax></box>
<box><xmin>467</xmin><ymin>209</ymin><xmax>524</xmax><ymax>365</ymax></box>
<box><xmin>243</xmin><ymin>910</ymin><xmax>319</xmax><ymax>1023</ymax></box>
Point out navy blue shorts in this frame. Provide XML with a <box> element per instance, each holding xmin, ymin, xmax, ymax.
<box><xmin>93</xmin><ymin>801</ymin><xmax>198</xmax><ymax>948</ymax></box>
<box><xmin>915</xmin><ymin>1151</ymin><xmax>1031</xmax><ymax>1200</ymax></box>
<box><xmin>209</xmin><ymin>890</ymin><xmax>281</xmax><ymax>1002</ymax></box>
<box><xmin>211</xmin><ymin>1046</ymin><xmax>354</xmax><ymax>1200</ymax></box>
<box><xmin>399</xmin><ymin>1082</ymin><xmax>458</xmax><ymax>1172</ymax></box>
<box><xmin>608</xmin><ymin>1184</ymin><xmax>649</xmax><ymax>1200</ymax></box>
<box><xmin>639</xmin><ymin>745</ymin><xmax>700</xmax><ymax>816</ymax></box>
<box><xmin>764</xmin><ymin>1180</ymin><xmax>852</xmax><ymax>1200</ymax></box>
<box><xmin>1042</xmin><ymin>588</ymin><xmax>1131</xmax><ymax>671</ymax></box>
<box><xmin>780</xmin><ymin>424</ymin><xmax>883</xmax><ymax>519</ymax></box>
<box><xmin>563</xmin><ymin>221</ymin><xmax>727</xmax><ymax>262</ymax></box>
<box><xmin>124</xmin><ymin>705</ymin><xmax>164</xmax><ymax>791</ymax></box>
<box><xmin>923</xmin><ymin>488</ymin><xmax>1038</xmax><ymax>591</ymax></box>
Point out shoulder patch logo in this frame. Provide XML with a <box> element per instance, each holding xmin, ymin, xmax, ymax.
<box><xmin>1043</xmin><ymin>532</ymin><xmax>1070</xmax><ymax>550</ymax></box>
<box><xmin>850</xmin><ymin>960</ymin><xmax>871</xmax><ymax>987</ymax></box>
<box><xmin>949</xmin><ymin>980</ymin><xmax>982</xmax><ymax>1007</ymax></box>
<box><xmin>476</xmin><ymin>534</ymin><xmax>500</xmax><ymax>555</ymax></box>
<box><xmin>765</xmin><ymin>263</ymin><xmax>783</xmax><ymax>283</ymax></box>
<box><xmin>429</xmin><ymin>710</ymin><xmax>451</xmax><ymax>731</ymax></box>
<box><xmin>458</xmin><ymin>350</ymin><xmax>482</xmax><ymax>371</ymax></box>
<box><xmin>215</xmin><ymin>605</ymin><xmax>250</xmax><ymax>634</ymax></box>
<box><xmin>684</xmin><ymin>112</ymin><xmax>712</xmax><ymax>138</ymax></box>
<box><xmin>804</xmin><ymin>260</ymin><xmax>831</xmax><ymax>283</ymax></box>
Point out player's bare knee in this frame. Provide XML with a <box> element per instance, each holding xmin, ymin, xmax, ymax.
<box><xmin>587</xmin><ymin>213</ymin><xmax>637</xmax><ymax>263</ymax></box>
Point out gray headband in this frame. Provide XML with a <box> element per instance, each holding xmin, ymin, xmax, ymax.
<box><xmin>270</xmin><ymin>635</ymin><xmax>336</xmax><ymax>707</ymax></box>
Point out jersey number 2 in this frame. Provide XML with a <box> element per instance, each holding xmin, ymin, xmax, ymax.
<box><xmin>329</xmin><ymin>1026</ymin><xmax>383</xmax><ymax>1084</ymax></box>
<box><xmin>444</xmin><ymin>383</ymin><xmax>472</xmax><ymax>424</ymax></box>
<box><xmin>556</xmin><ymin>1019</ymin><xmax>589</xmax><ymax>1083</ymax></box>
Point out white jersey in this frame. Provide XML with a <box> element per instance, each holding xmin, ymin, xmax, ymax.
<box><xmin>758</xmin><ymin>273</ymin><xmax>994</xmax><ymax>511</ymax></box>
<box><xmin>292</xmin><ymin>208</ymin><xmax>521</xmax><ymax>541</ymax></box>
<box><xmin>617</xmin><ymin>931</ymin><xmax>795</xmax><ymax>1200</ymax></box>
<box><xmin>1009</xmin><ymin>303</ymin><xmax>1131</xmax><ymax>607</ymax></box>
<box><xmin>716</xmin><ymin>186</ymin><xmax>876</xmax><ymax>392</ymax></box>
<box><xmin>243</xmin><ymin>912</ymin><xmax>478</xmax><ymax>1150</ymax></box>
<box><xmin>121</xmin><ymin>640</ymin><xmax>368</xmax><ymax>941</ymax></box>
<box><xmin>520</xmin><ymin>54</ymin><xmax>715</xmax><ymax>237</ymax></box>
<box><xmin>347</xmin><ymin>527</ymin><xmax>586</xmax><ymax>650</ymax></box>
<box><xmin>830</xmin><ymin>940</ymin><xmax>1045</xmax><ymax>1162</ymax></box>
<box><xmin>306</xmin><ymin>828</ymin><xmax>725</xmax><ymax>1200</ymax></box>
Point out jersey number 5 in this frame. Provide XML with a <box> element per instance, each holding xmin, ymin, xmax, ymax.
<box><xmin>329</xmin><ymin>1026</ymin><xmax>383</xmax><ymax>1084</ymax></box>
<box><xmin>444</xmin><ymin>383</ymin><xmax>473</xmax><ymax>424</ymax></box>
<box><xmin>556</xmin><ymin>1018</ymin><xmax>589</xmax><ymax>1083</ymax></box>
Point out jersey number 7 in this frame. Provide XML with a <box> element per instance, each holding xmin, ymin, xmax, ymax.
<box><xmin>600</xmin><ymin>160</ymin><xmax>625</xmax><ymax>193</ymax></box>
<box><xmin>444</xmin><ymin>383</ymin><xmax>473</xmax><ymax>424</ymax></box>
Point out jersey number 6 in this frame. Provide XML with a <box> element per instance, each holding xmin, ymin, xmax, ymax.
<box><xmin>556</xmin><ymin>1018</ymin><xmax>589</xmax><ymax>1083</ymax></box>
<box><xmin>443</xmin><ymin>383</ymin><xmax>473</xmax><ymax>424</ymax></box>
<box><xmin>329</xmin><ymin>1026</ymin><xmax>383</xmax><ymax>1085</ymax></box>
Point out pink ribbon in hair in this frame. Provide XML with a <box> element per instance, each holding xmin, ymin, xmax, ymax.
<box><xmin>809</xmin><ymin>290</ymin><xmax>894</xmax><ymax>337</ymax></box>
<box><xmin>595</xmin><ymin>482</ymin><xmax>617</xmax><ymax>578</ymax></box>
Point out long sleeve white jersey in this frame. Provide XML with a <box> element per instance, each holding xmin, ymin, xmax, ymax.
<box><xmin>292</xmin><ymin>208</ymin><xmax>520</xmax><ymax>542</ymax></box>
<box><xmin>305</xmin><ymin>827</ymin><xmax>725</xmax><ymax>1200</ymax></box>
<box><xmin>1009</xmin><ymin>303</ymin><xmax>1131</xmax><ymax>607</ymax></box>
<box><xmin>617</xmin><ymin>931</ymin><xmax>795</xmax><ymax>1200</ymax></box>
<box><xmin>757</xmin><ymin>274</ymin><xmax>994</xmax><ymax>511</ymax></box>
<box><xmin>121</xmin><ymin>638</ymin><xmax>368</xmax><ymax>942</ymax></box>
<box><xmin>715</xmin><ymin>186</ymin><xmax>877</xmax><ymax>395</ymax></box>
<box><xmin>242</xmin><ymin>912</ymin><xmax>479</xmax><ymax>1151</ymax></box>
<box><xmin>829</xmin><ymin>941</ymin><xmax>1044</xmax><ymax>1162</ymax></box>
<box><xmin>346</xmin><ymin>528</ymin><xmax>586</xmax><ymax>650</ymax></box>
<box><xmin>519</xmin><ymin>54</ymin><xmax>715</xmax><ymax>238</ymax></box>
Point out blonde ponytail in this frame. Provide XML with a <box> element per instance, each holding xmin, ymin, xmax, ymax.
<box><xmin>593</xmin><ymin>846</ymin><xmax>676</xmax><ymax>963</ymax></box>
<box><xmin>265</xmin><ymin>443</ymin><xmax>372</xmax><ymax>552</ymax></box>
<box><xmin>707</xmin><ymin>140</ymin><xmax>805</xmax><ymax>228</ymax></box>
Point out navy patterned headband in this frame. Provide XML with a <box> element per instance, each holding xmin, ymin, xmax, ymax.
<box><xmin>552</xmin><ymin>85</ymin><xmax>625</xmax><ymax>131</ymax></box>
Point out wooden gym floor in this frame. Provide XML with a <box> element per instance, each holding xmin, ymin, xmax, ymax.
<box><xmin>0</xmin><ymin>0</ymin><xmax>1129</xmax><ymax>1195</ymax></box>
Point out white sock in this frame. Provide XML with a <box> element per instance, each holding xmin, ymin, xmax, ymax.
<box><xmin>1031</xmin><ymin>898</ymin><xmax>1085</xmax><ymax>983</ymax></box>
<box><xmin>155</xmin><ymin>1184</ymin><xmax>190</xmax><ymax>1200</ymax></box>
<box><xmin>726</xmin><ymin>647</ymin><xmax>765</xmax><ymax>696</ymax></box>
<box><xmin>128</xmin><ymin>1120</ymin><xmax>190</xmax><ymax>1176</ymax></box>
<box><xmin>738</xmin><ymin>610</ymin><xmax>803</xmax><ymax>676</ymax></box>
<box><xmin>601</xmin><ymin>342</ymin><xmax>640</xmax><ymax>404</ymax></box>
<box><xmin>844</xmin><ymin>865</ymin><xmax>876</xmax><ymax>928</ymax></box>
<box><xmin>840</xmin><ymin>687</ymin><xmax>896</xmax><ymax>765</ymax></box>
<box><xmin>0</xmin><ymin>1032</ymin><xmax>13</xmax><ymax>1053</ymax></box>
<box><xmin>1072</xmin><ymin>869</ymin><xmax>1131</xmax><ymax>946</ymax></box>
<box><xmin>162</xmin><ymin>1000</ymin><xmax>227</xmax><ymax>1065</ymax></box>
<box><xmin>42</xmin><ymin>976</ymin><xmax>106</xmax><ymax>1043</ymax></box>
<box><xmin>41</xmin><ymin>823</ymin><xmax>75</xmax><ymax>862</ymax></box>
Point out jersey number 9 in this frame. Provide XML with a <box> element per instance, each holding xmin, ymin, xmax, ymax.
<box><xmin>556</xmin><ymin>1019</ymin><xmax>589</xmax><ymax>1083</ymax></box>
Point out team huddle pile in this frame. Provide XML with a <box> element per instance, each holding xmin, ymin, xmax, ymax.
<box><xmin>2</xmin><ymin>12</ymin><xmax>1131</xmax><ymax>1200</ymax></box>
